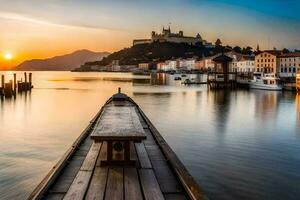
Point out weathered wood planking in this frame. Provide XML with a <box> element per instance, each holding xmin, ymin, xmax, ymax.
<box><xmin>85</xmin><ymin>167</ymin><xmax>108</xmax><ymax>200</ymax></box>
<box><xmin>135</xmin><ymin>142</ymin><xmax>152</xmax><ymax>169</ymax></box>
<box><xmin>124</xmin><ymin>168</ymin><xmax>143</xmax><ymax>200</ymax></box>
<box><xmin>91</xmin><ymin>106</ymin><xmax>146</xmax><ymax>141</ymax></box>
<box><xmin>63</xmin><ymin>171</ymin><xmax>92</xmax><ymax>200</ymax></box>
<box><xmin>29</xmin><ymin>94</ymin><xmax>207</xmax><ymax>200</ymax></box>
<box><xmin>105</xmin><ymin>168</ymin><xmax>124</xmax><ymax>200</ymax></box>
<box><xmin>164</xmin><ymin>194</ymin><xmax>188</xmax><ymax>200</ymax></box>
<box><xmin>63</xmin><ymin>143</ymin><xmax>102</xmax><ymax>200</ymax></box>
<box><xmin>80</xmin><ymin>142</ymin><xmax>102</xmax><ymax>171</ymax></box>
<box><xmin>139</xmin><ymin>169</ymin><xmax>165</xmax><ymax>200</ymax></box>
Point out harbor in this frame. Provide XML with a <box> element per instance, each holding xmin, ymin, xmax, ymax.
<box><xmin>0</xmin><ymin>71</ymin><xmax>299</xmax><ymax>200</ymax></box>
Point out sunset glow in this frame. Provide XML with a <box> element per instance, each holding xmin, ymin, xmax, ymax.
<box><xmin>0</xmin><ymin>0</ymin><xmax>299</xmax><ymax>68</ymax></box>
<box><xmin>4</xmin><ymin>52</ymin><xmax>13</xmax><ymax>60</ymax></box>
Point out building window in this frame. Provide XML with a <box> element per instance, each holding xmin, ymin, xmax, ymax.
<box><xmin>272</xmin><ymin>59</ymin><xmax>274</xmax><ymax>62</ymax></box>
<box><xmin>281</xmin><ymin>68</ymin><xmax>283</xmax><ymax>73</ymax></box>
<box><xmin>293</xmin><ymin>68</ymin><xmax>296</xmax><ymax>73</ymax></box>
<box><xmin>289</xmin><ymin>68</ymin><xmax>292</xmax><ymax>73</ymax></box>
<box><xmin>257</xmin><ymin>64</ymin><xmax>260</xmax><ymax>67</ymax></box>
<box><xmin>284</xmin><ymin>68</ymin><xmax>287</xmax><ymax>72</ymax></box>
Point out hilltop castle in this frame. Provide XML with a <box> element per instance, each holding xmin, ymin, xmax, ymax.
<box><xmin>133</xmin><ymin>27</ymin><xmax>214</xmax><ymax>48</ymax></box>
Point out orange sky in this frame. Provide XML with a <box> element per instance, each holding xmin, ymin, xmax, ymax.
<box><xmin>1</xmin><ymin>1</ymin><xmax>299</xmax><ymax>69</ymax></box>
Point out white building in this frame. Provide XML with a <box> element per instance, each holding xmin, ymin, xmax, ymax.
<box><xmin>279</xmin><ymin>52</ymin><xmax>300</xmax><ymax>77</ymax></box>
<box><xmin>231</xmin><ymin>56</ymin><xmax>255</xmax><ymax>72</ymax></box>
<box><xmin>157</xmin><ymin>60</ymin><xmax>177</xmax><ymax>71</ymax></box>
<box><xmin>177</xmin><ymin>58</ymin><xmax>196</xmax><ymax>70</ymax></box>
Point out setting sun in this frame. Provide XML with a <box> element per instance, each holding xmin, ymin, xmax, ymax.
<box><xmin>4</xmin><ymin>52</ymin><xmax>13</xmax><ymax>60</ymax></box>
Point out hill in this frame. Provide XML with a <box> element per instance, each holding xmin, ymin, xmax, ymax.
<box><xmin>85</xmin><ymin>42</ymin><xmax>213</xmax><ymax>66</ymax></box>
<box><xmin>17</xmin><ymin>50</ymin><xmax>110</xmax><ymax>71</ymax></box>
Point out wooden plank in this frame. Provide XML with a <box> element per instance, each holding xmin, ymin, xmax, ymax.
<box><xmin>63</xmin><ymin>170</ymin><xmax>92</xmax><ymax>200</ymax></box>
<box><xmin>164</xmin><ymin>194</ymin><xmax>187</xmax><ymax>200</ymax></box>
<box><xmin>135</xmin><ymin>143</ymin><xmax>152</xmax><ymax>169</ymax></box>
<box><xmin>81</xmin><ymin>142</ymin><xmax>102</xmax><ymax>171</ymax></box>
<box><xmin>91</xmin><ymin>106</ymin><xmax>146</xmax><ymax>141</ymax></box>
<box><xmin>96</xmin><ymin>142</ymin><xmax>107</xmax><ymax>167</ymax></box>
<box><xmin>63</xmin><ymin>143</ymin><xmax>101</xmax><ymax>200</ymax></box>
<box><xmin>49</xmin><ymin>156</ymin><xmax>85</xmax><ymax>193</ymax></box>
<box><xmin>124</xmin><ymin>168</ymin><xmax>143</xmax><ymax>200</ymax></box>
<box><xmin>105</xmin><ymin>168</ymin><xmax>123</xmax><ymax>200</ymax></box>
<box><xmin>139</xmin><ymin>169</ymin><xmax>165</xmax><ymax>200</ymax></box>
<box><xmin>85</xmin><ymin>167</ymin><xmax>108</xmax><ymax>200</ymax></box>
<box><xmin>153</xmin><ymin>163</ymin><xmax>183</xmax><ymax>193</ymax></box>
<box><xmin>45</xmin><ymin>193</ymin><xmax>65</xmax><ymax>200</ymax></box>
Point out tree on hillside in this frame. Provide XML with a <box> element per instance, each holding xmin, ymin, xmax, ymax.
<box><xmin>233</xmin><ymin>46</ymin><xmax>242</xmax><ymax>54</ymax></box>
<box><xmin>282</xmin><ymin>48</ymin><xmax>290</xmax><ymax>54</ymax></box>
<box><xmin>242</xmin><ymin>46</ymin><xmax>253</xmax><ymax>55</ymax></box>
<box><xmin>225</xmin><ymin>45</ymin><xmax>233</xmax><ymax>50</ymax></box>
<box><xmin>215</xmin><ymin>38</ymin><xmax>222</xmax><ymax>46</ymax></box>
<box><xmin>295</xmin><ymin>49</ymin><xmax>300</xmax><ymax>52</ymax></box>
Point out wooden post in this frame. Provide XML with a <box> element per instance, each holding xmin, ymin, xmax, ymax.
<box><xmin>1</xmin><ymin>75</ymin><xmax>4</xmax><ymax>96</ymax></box>
<box><xmin>24</xmin><ymin>72</ymin><xmax>27</xmax><ymax>90</ymax></box>
<box><xmin>29</xmin><ymin>73</ymin><xmax>32</xmax><ymax>88</ymax></box>
<box><xmin>118</xmin><ymin>87</ymin><xmax>121</xmax><ymax>93</ymax></box>
<box><xmin>4</xmin><ymin>81</ymin><xmax>13</xmax><ymax>98</ymax></box>
<box><xmin>13</xmin><ymin>73</ymin><xmax>17</xmax><ymax>95</ymax></box>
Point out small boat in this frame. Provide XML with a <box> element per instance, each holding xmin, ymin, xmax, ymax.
<box><xmin>183</xmin><ymin>79</ymin><xmax>192</xmax><ymax>85</ymax></box>
<box><xmin>181</xmin><ymin>74</ymin><xmax>187</xmax><ymax>77</ymax></box>
<box><xmin>249</xmin><ymin>72</ymin><xmax>282</xmax><ymax>91</ymax></box>
<box><xmin>28</xmin><ymin>90</ymin><xmax>207</xmax><ymax>200</ymax></box>
<box><xmin>174</xmin><ymin>76</ymin><xmax>182</xmax><ymax>81</ymax></box>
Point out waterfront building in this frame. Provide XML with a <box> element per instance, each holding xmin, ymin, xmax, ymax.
<box><xmin>201</xmin><ymin>51</ymin><xmax>244</xmax><ymax>71</ymax></box>
<box><xmin>133</xmin><ymin>26</ymin><xmax>214</xmax><ymax>48</ymax></box>
<box><xmin>232</xmin><ymin>55</ymin><xmax>255</xmax><ymax>72</ymax></box>
<box><xmin>278</xmin><ymin>52</ymin><xmax>300</xmax><ymax>78</ymax></box>
<box><xmin>177</xmin><ymin>58</ymin><xmax>196</xmax><ymax>70</ymax></box>
<box><xmin>157</xmin><ymin>60</ymin><xmax>177</xmax><ymax>71</ymax></box>
<box><xmin>138</xmin><ymin>63</ymin><xmax>149</xmax><ymax>70</ymax></box>
<box><xmin>255</xmin><ymin>50</ymin><xmax>282</xmax><ymax>74</ymax></box>
<box><xmin>194</xmin><ymin>60</ymin><xmax>205</xmax><ymax>70</ymax></box>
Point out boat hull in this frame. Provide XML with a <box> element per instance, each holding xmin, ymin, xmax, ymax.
<box><xmin>249</xmin><ymin>83</ymin><xmax>282</xmax><ymax>91</ymax></box>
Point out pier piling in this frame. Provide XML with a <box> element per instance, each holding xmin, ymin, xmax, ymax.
<box><xmin>1</xmin><ymin>72</ymin><xmax>34</xmax><ymax>99</ymax></box>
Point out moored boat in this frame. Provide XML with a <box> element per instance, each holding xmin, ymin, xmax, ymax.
<box><xmin>249</xmin><ymin>73</ymin><xmax>282</xmax><ymax>91</ymax></box>
<box><xmin>27</xmin><ymin>90</ymin><xmax>207</xmax><ymax>200</ymax></box>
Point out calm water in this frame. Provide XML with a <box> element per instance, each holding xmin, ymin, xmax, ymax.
<box><xmin>0</xmin><ymin>71</ymin><xmax>299</xmax><ymax>200</ymax></box>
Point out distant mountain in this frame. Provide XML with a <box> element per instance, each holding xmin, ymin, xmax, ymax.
<box><xmin>17</xmin><ymin>50</ymin><xmax>110</xmax><ymax>71</ymax></box>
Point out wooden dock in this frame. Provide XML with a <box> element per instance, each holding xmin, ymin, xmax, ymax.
<box><xmin>0</xmin><ymin>72</ymin><xmax>33</xmax><ymax>99</ymax></box>
<box><xmin>28</xmin><ymin>91</ymin><xmax>207</xmax><ymax>200</ymax></box>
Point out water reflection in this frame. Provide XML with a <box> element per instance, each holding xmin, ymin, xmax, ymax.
<box><xmin>0</xmin><ymin>71</ymin><xmax>299</xmax><ymax>200</ymax></box>
<box><xmin>254</xmin><ymin>91</ymin><xmax>280</xmax><ymax>122</ymax></box>
<box><xmin>296</xmin><ymin>94</ymin><xmax>300</xmax><ymax>129</ymax></box>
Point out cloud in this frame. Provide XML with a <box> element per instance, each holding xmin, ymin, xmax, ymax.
<box><xmin>0</xmin><ymin>11</ymin><xmax>123</xmax><ymax>32</ymax></box>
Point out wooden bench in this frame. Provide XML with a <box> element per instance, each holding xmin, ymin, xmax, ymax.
<box><xmin>91</xmin><ymin>106</ymin><xmax>146</xmax><ymax>166</ymax></box>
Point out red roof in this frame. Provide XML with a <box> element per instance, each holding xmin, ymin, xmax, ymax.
<box><xmin>279</xmin><ymin>52</ymin><xmax>300</xmax><ymax>58</ymax></box>
<box><xmin>263</xmin><ymin>50</ymin><xmax>283</xmax><ymax>56</ymax></box>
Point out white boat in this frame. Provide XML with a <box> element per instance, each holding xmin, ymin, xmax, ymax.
<box><xmin>249</xmin><ymin>72</ymin><xmax>282</xmax><ymax>91</ymax></box>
